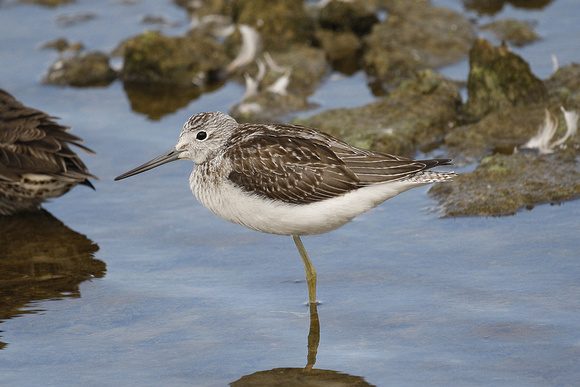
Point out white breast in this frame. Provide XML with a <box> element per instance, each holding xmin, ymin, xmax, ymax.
<box><xmin>190</xmin><ymin>164</ymin><xmax>429</xmax><ymax>236</ymax></box>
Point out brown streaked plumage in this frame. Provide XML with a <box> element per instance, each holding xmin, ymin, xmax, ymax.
<box><xmin>225</xmin><ymin>123</ymin><xmax>452</xmax><ymax>205</ymax></box>
<box><xmin>0</xmin><ymin>89</ymin><xmax>96</xmax><ymax>216</ymax></box>
<box><xmin>115</xmin><ymin>111</ymin><xmax>456</xmax><ymax>304</ymax></box>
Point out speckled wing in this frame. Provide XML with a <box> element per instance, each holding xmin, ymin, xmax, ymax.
<box><xmin>0</xmin><ymin>89</ymin><xmax>95</xmax><ymax>182</ymax></box>
<box><xmin>226</xmin><ymin>125</ymin><xmax>450</xmax><ymax>205</ymax></box>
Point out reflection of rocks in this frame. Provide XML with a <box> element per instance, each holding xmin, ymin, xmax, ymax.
<box><xmin>22</xmin><ymin>0</ymin><xmax>74</xmax><ymax>7</ymax></box>
<box><xmin>230</xmin><ymin>304</ymin><xmax>375</xmax><ymax>386</ymax></box>
<box><xmin>231</xmin><ymin>368</ymin><xmax>375</xmax><ymax>387</ymax></box>
<box><xmin>295</xmin><ymin>70</ymin><xmax>461</xmax><ymax>156</ymax></box>
<box><xmin>0</xmin><ymin>210</ymin><xmax>105</xmax><ymax>348</ymax></box>
<box><xmin>123</xmin><ymin>82</ymin><xmax>214</xmax><ymax>121</ymax></box>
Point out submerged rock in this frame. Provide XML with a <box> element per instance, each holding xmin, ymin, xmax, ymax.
<box><xmin>43</xmin><ymin>51</ymin><xmax>117</xmax><ymax>87</ymax></box>
<box><xmin>464</xmin><ymin>38</ymin><xmax>547</xmax><ymax>120</ymax></box>
<box><xmin>429</xmin><ymin>153</ymin><xmax>580</xmax><ymax>217</ymax></box>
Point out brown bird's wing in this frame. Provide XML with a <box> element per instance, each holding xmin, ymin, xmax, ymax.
<box><xmin>225</xmin><ymin>124</ymin><xmax>450</xmax><ymax>205</ymax></box>
<box><xmin>0</xmin><ymin>88</ymin><xmax>96</xmax><ymax>182</ymax></box>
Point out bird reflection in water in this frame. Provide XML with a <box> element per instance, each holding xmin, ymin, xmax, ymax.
<box><xmin>230</xmin><ymin>303</ymin><xmax>375</xmax><ymax>386</ymax></box>
<box><xmin>0</xmin><ymin>210</ymin><xmax>105</xmax><ymax>349</ymax></box>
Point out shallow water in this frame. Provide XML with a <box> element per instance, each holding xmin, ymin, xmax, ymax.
<box><xmin>1</xmin><ymin>1</ymin><xmax>579</xmax><ymax>386</ymax></box>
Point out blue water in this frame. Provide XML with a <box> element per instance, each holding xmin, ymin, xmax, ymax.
<box><xmin>1</xmin><ymin>1</ymin><xmax>579</xmax><ymax>386</ymax></box>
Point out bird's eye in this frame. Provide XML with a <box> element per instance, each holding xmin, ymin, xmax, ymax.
<box><xmin>196</xmin><ymin>131</ymin><xmax>207</xmax><ymax>141</ymax></box>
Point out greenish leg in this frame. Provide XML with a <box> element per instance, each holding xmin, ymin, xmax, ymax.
<box><xmin>292</xmin><ymin>235</ymin><xmax>317</xmax><ymax>305</ymax></box>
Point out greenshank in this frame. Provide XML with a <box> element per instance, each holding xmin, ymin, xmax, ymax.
<box><xmin>115</xmin><ymin>111</ymin><xmax>456</xmax><ymax>304</ymax></box>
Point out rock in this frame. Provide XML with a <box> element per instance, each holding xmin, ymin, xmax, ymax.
<box><xmin>363</xmin><ymin>2</ymin><xmax>476</xmax><ymax>84</ymax></box>
<box><xmin>231</xmin><ymin>0</ymin><xmax>315</xmax><ymax>51</ymax></box>
<box><xmin>434</xmin><ymin>62</ymin><xmax>580</xmax><ymax>217</ymax></box>
<box><xmin>480</xmin><ymin>19</ymin><xmax>540</xmax><ymax>47</ymax></box>
<box><xmin>429</xmin><ymin>153</ymin><xmax>580</xmax><ymax>217</ymax></box>
<box><xmin>315</xmin><ymin>29</ymin><xmax>361</xmax><ymax>62</ymax></box>
<box><xmin>43</xmin><ymin>51</ymin><xmax>117</xmax><ymax>87</ymax></box>
<box><xmin>464</xmin><ymin>38</ymin><xmax>547</xmax><ymax>120</ymax></box>
<box><xmin>318</xmin><ymin>0</ymin><xmax>379</xmax><ymax>36</ymax></box>
<box><xmin>39</xmin><ymin>38</ymin><xmax>84</xmax><ymax>53</ymax></box>
<box><xmin>294</xmin><ymin>70</ymin><xmax>461</xmax><ymax>156</ymax></box>
<box><xmin>121</xmin><ymin>30</ymin><xmax>228</xmax><ymax>87</ymax></box>
<box><xmin>444</xmin><ymin>105</ymin><xmax>548</xmax><ymax>163</ymax></box>
<box><xmin>230</xmin><ymin>45</ymin><xmax>327</xmax><ymax>123</ymax></box>
<box><xmin>546</xmin><ymin>63</ymin><xmax>580</xmax><ymax>110</ymax></box>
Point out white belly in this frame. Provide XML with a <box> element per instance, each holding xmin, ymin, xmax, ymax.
<box><xmin>190</xmin><ymin>167</ymin><xmax>426</xmax><ymax>236</ymax></box>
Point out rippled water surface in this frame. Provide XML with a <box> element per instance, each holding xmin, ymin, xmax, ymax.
<box><xmin>1</xmin><ymin>1</ymin><xmax>579</xmax><ymax>386</ymax></box>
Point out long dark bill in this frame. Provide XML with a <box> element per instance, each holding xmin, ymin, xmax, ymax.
<box><xmin>114</xmin><ymin>148</ymin><xmax>182</xmax><ymax>181</ymax></box>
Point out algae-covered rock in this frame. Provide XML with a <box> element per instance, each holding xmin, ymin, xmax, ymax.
<box><xmin>429</xmin><ymin>153</ymin><xmax>580</xmax><ymax>217</ymax></box>
<box><xmin>444</xmin><ymin>105</ymin><xmax>548</xmax><ymax>163</ymax></box>
<box><xmin>294</xmin><ymin>70</ymin><xmax>461</xmax><ymax>156</ymax></box>
<box><xmin>480</xmin><ymin>19</ymin><xmax>540</xmax><ymax>47</ymax></box>
<box><xmin>315</xmin><ymin>29</ymin><xmax>361</xmax><ymax>62</ymax></box>
<box><xmin>230</xmin><ymin>45</ymin><xmax>327</xmax><ymax>123</ymax></box>
<box><xmin>363</xmin><ymin>2</ymin><xmax>476</xmax><ymax>83</ymax></box>
<box><xmin>464</xmin><ymin>38</ymin><xmax>547</xmax><ymax>120</ymax></box>
<box><xmin>318</xmin><ymin>0</ymin><xmax>379</xmax><ymax>36</ymax></box>
<box><xmin>546</xmin><ymin>63</ymin><xmax>580</xmax><ymax>110</ymax></box>
<box><xmin>43</xmin><ymin>51</ymin><xmax>117</xmax><ymax>87</ymax></box>
<box><xmin>231</xmin><ymin>92</ymin><xmax>314</xmax><ymax>124</ymax></box>
<box><xmin>231</xmin><ymin>0</ymin><xmax>314</xmax><ymax>51</ymax></box>
<box><xmin>121</xmin><ymin>30</ymin><xmax>227</xmax><ymax>87</ymax></box>
<box><xmin>444</xmin><ymin>63</ymin><xmax>580</xmax><ymax>164</ymax></box>
<box><xmin>265</xmin><ymin>45</ymin><xmax>327</xmax><ymax>94</ymax></box>
<box><xmin>39</xmin><ymin>38</ymin><xmax>84</xmax><ymax>53</ymax></box>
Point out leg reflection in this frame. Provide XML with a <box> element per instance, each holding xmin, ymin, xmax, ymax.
<box><xmin>304</xmin><ymin>302</ymin><xmax>320</xmax><ymax>372</ymax></box>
